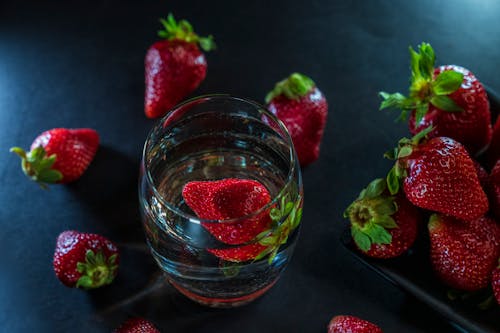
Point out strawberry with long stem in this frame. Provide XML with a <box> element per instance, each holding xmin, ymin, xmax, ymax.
<box><xmin>380</xmin><ymin>42</ymin><xmax>491</xmax><ymax>155</ymax></box>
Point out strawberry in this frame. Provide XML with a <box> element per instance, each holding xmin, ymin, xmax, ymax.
<box><xmin>114</xmin><ymin>318</ymin><xmax>160</xmax><ymax>333</ymax></box>
<box><xmin>473</xmin><ymin>159</ymin><xmax>490</xmax><ymax>191</ymax></box>
<box><xmin>265</xmin><ymin>73</ymin><xmax>328</xmax><ymax>166</ymax></box>
<box><xmin>344</xmin><ymin>178</ymin><xmax>420</xmax><ymax>259</ymax></box>
<box><xmin>488</xmin><ymin>160</ymin><xmax>500</xmax><ymax>220</ymax></box>
<box><xmin>10</xmin><ymin>128</ymin><xmax>99</xmax><ymax>187</ymax></box>
<box><xmin>182</xmin><ymin>178</ymin><xmax>272</xmax><ymax>262</ymax></box>
<box><xmin>207</xmin><ymin>244</ymin><xmax>267</xmax><ymax>262</ymax></box>
<box><xmin>428</xmin><ymin>214</ymin><xmax>500</xmax><ymax>291</ymax></box>
<box><xmin>53</xmin><ymin>230</ymin><xmax>119</xmax><ymax>289</ymax></box>
<box><xmin>327</xmin><ymin>315</ymin><xmax>383</xmax><ymax>333</ymax></box>
<box><xmin>380</xmin><ymin>42</ymin><xmax>491</xmax><ymax>155</ymax></box>
<box><xmin>144</xmin><ymin>13</ymin><xmax>215</xmax><ymax>118</ymax></box>
<box><xmin>492</xmin><ymin>260</ymin><xmax>500</xmax><ymax>305</ymax></box>
<box><xmin>484</xmin><ymin>115</ymin><xmax>500</xmax><ymax>169</ymax></box>
<box><xmin>386</xmin><ymin>128</ymin><xmax>488</xmax><ymax>221</ymax></box>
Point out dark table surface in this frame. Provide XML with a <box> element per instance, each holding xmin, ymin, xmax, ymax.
<box><xmin>2</xmin><ymin>1</ymin><xmax>500</xmax><ymax>332</ymax></box>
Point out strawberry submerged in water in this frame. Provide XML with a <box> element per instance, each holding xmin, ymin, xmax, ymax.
<box><xmin>265</xmin><ymin>73</ymin><xmax>328</xmax><ymax>166</ymax></box>
<box><xmin>428</xmin><ymin>214</ymin><xmax>500</xmax><ymax>291</ymax></box>
<box><xmin>328</xmin><ymin>315</ymin><xmax>383</xmax><ymax>333</ymax></box>
<box><xmin>380</xmin><ymin>42</ymin><xmax>491</xmax><ymax>155</ymax></box>
<box><xmin>11</xmin><ymin>128</ymin><xmax>99</xmax><ymax>188</ymax></box>
<box><xmin>344</xmin><ymin>178</ymin><xmax>420</xmax><ymax>259</ymax></box>
<box><xmin>182</xmin><ymin>178</ymin><xmax>272</xmax><ymax>262</ymax></box>
<box><xmin>386</xmin><ymin>127</ymin><xmax>488</xmax><ymax>221</ymax></box>
<box><xmin>144</xmin><ymin>13</ymin><xmax>215</xmax><ymax>118</ymax></box>
<box><xmin>53</xmin><ymin>231</ymin><xmax>119</xmax><ymax>289</ymax></box>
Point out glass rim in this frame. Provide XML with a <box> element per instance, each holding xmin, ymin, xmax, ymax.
<box><xmin>142</xmin><ymin>94</ymin><xmax>299</xmax><ymax>224</ymax></box>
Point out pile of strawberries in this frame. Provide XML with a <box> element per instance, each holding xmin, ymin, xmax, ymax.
<box><xmin>345</xmin><ymin>42</ymin><xmax>500</xmax><ymax>310</ymax></box>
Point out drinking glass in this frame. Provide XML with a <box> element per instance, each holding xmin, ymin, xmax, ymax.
<box><xmin>139</xmin><ymin>95</ymin><xmax>303</xmax><ymax>307</ymax></box>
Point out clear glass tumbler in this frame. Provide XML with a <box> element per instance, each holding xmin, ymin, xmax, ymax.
<box><xmin>139</xmin><ymin>95</ymin><xmax>303</xmax><ymax>307</ymax></box>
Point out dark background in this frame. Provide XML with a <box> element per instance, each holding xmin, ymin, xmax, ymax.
<box><xmin>1</xmin><ymin>0</ymin><xmax>500</xmax><ymax>332</ymax></box>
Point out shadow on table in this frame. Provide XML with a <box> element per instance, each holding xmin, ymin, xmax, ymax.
<box><xmin>63</xmin><ymin>145</ymin><xmax>168</xmax><ymax>327</ymax></box>
<box><xmin>65</xmin><ymin>145</ymin><xmax>143</xmax><ymax>243</ymax></box>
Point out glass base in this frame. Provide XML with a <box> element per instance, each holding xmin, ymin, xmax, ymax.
<box><xmin>168</xmin><ymin>278</ymin><xmax>278</xmax><ymax>308</ymax></box>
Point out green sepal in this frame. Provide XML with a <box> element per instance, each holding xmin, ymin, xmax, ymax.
<box><xmin>410</xmin><ymin>43</ymin><xmax>435</xmax><ymax>80</ymax></box>
<box><xmin>254</xmin><ymin>194</ymin><xmax>303</xmax><ymax>264</ymax></box>
<box><xmin>432</xmin><ymin>70</ymin><xmax>464</xmax><ymax>95</ymax></box>
<box><xmin>75</xmin><ymin>249</ymin><xmax>119</xmax><ymax>290</ymax></box>
<box><xmin>269</xmin><ymin>208</ymin><xmax>282</xmax><ymax>221</ymax></box>
<box><xmin>265</xmin><ymin>73</ymin><xmax>315</xmax><ymax>103</ymax></box>
<box><xmin>345</xmin><ymin>179</ymin><xmax>399</xmax><ymax>252</ymax></box>
<box><xmin>411</xmin><ymin>125</ymin><xmax>434</xmax><ymax>144</ymax></box>
<box><xmin>414</xmin><ymin>102</ymin><xmax>429</xmax><ymax>124</ymax></box>
<box><xmin>384</xmin><ymin>148</ymin><xmax>397</xmax><ymax>160</ymax></box>
<box><xmin>352</xmin><ymin>228</ymin><xmax>371</xmax><ymax>251</ymax></box>
<box><xmin>397</xmin><ymin>146</ymin><xmax>413</xmax><ymax>158</ymax></box>
<box><xmin>259</xmin><ymin>235</ymin><xmax>278</xmax><ymax>246</ymax></box>
<box><xmin>10</xmin><ymin>146</ymin><xmax>63</xmax><ymax>188</ymax></box>
<box><xmin>386</xmin><ymin>166</ymin><xmax>400</xmax><ymax>195</ymax></box>
<box><xmin>268</xmin><ymin>247</ymin><xmax>280</xmax><ymax>264</ymax></box>
<box><xmin>290</xmin><ymin>208</ymin><xmax>302</xmax><ymax>229</ymax></box>
<box><xmin>373</xmin><ymin>199</ymin><xmax>397</xmax><ymax>216</ymax></box>
<box><xmin>378</xmin><ymin>92</ymin><xmax>419</xmax><ymax>122</ymax></box>
<box><xmin>379</xmin><ymin>42</ymin><xmax>464</xmax><ymax>127</ymax></box>
<box><xmin>157</xmin><ymin>13</ymin><xmax>216</xmax><ymax>51</ymax></box>
<box><xmin>369</xmin><ymin>224</ymin><xmax>392</xmax><ymax>244</ymax></box>
<box><xmin>254</xmin><ymin>246</ymin><xmax>273</xmax><ymax>261</ymax></box>
<box><xmin>430</xmin><ymin>95</ymin><xmax>463</xmax><ymax>112</ymax></box>
<box><xmin>379</xmin><ymin>92</ymin><xmax>406</xmax><ymax>110</ymax></box>
<box><xmin>375</xmin><ymin>215</ymin><xmax>398</xmax><ymax>229</ymax></box>
<box><xmin>360</xmin><ymin>178</ymin><xmax>386</xmax><ymax>199</ymax></box>
<box><xmin>220</xmin><ymin>262</ymin><xmax>241</xmax><ymax>278</ymax></box>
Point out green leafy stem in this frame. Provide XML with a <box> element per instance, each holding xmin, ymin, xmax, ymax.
<box><xmin>255</xmin><ymin>194</ymin><xmax>303</xmax><ymax>264</ymax></box>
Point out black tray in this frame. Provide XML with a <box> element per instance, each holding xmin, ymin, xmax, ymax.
<box><xmin>341</xmin><ymin>89</ymin><xmax>500</xmax><ymax>333</ymax></box>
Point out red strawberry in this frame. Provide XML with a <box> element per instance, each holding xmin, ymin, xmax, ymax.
<box><xmin>492</xmin><ymin>260</ymin><xmax>500</xmax><ymax>305</ymax></box>
<box><xmin>10</xmin><ymin>128</ymin><xmax>99</xmax><ymax>187</ymax></box>
<box><xmin>344</xmin><ymin>178</ymin><xmax>420</xmax><ymax>259</ymax></box>
<box><xmin>386</xmin><ymin>129</ymin><xmax>488</xmax><ymax>221</ymax></box>
<box><xmin>488</xmin><ymin>160</ymin><xmax>500</xmax><ymax>220</ymax></box>
<box><xmin>53</xmin><ymin>231</ymin><xmax>119</xmax><ymax>289</ymax></box>
<box><xmin>380</xmin><ymin>43</ymin><xmax>491</xmax><ymax>155</ymax></box>
<box><xmin>328</xmin><ymin>315</ymin><xmax>383</xmax><ymax>333</ymax></box>
<box><xmin>144</xmin><ymin>13</ymin><xmax>215</xmax><ymax>118</ymax></box>
<box><xmin>473</xmin><ymin>159</ymin><xmax>490</xmax><ymax>191</ymax></box>
<box><xmin>265</xmin><ymin>73</ymin><xmax>328</xmax><ymax>166</ymax></box>
<box><xmin>484</xmin><ymin>115</ymin><xmax>500</xmax><ymax>169</ymax></box>
<box><xmin>428</xmin><ymin>214</ymin><xmax>500</xmax><ymax>291</ymax></box>
<box><xmin>182</xmin><ymin>179</ymin><xmax>272</xmax><ymax>262</ymax></box>
<box><xmin>114</xmin><ymin>318</ymin><xmax>160</xmax><ymax>333</ymax></box>
<box><xmin>207</xmin><ymin>244</ymin><xmax>266</xmax><ymax>262</ymax></box>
